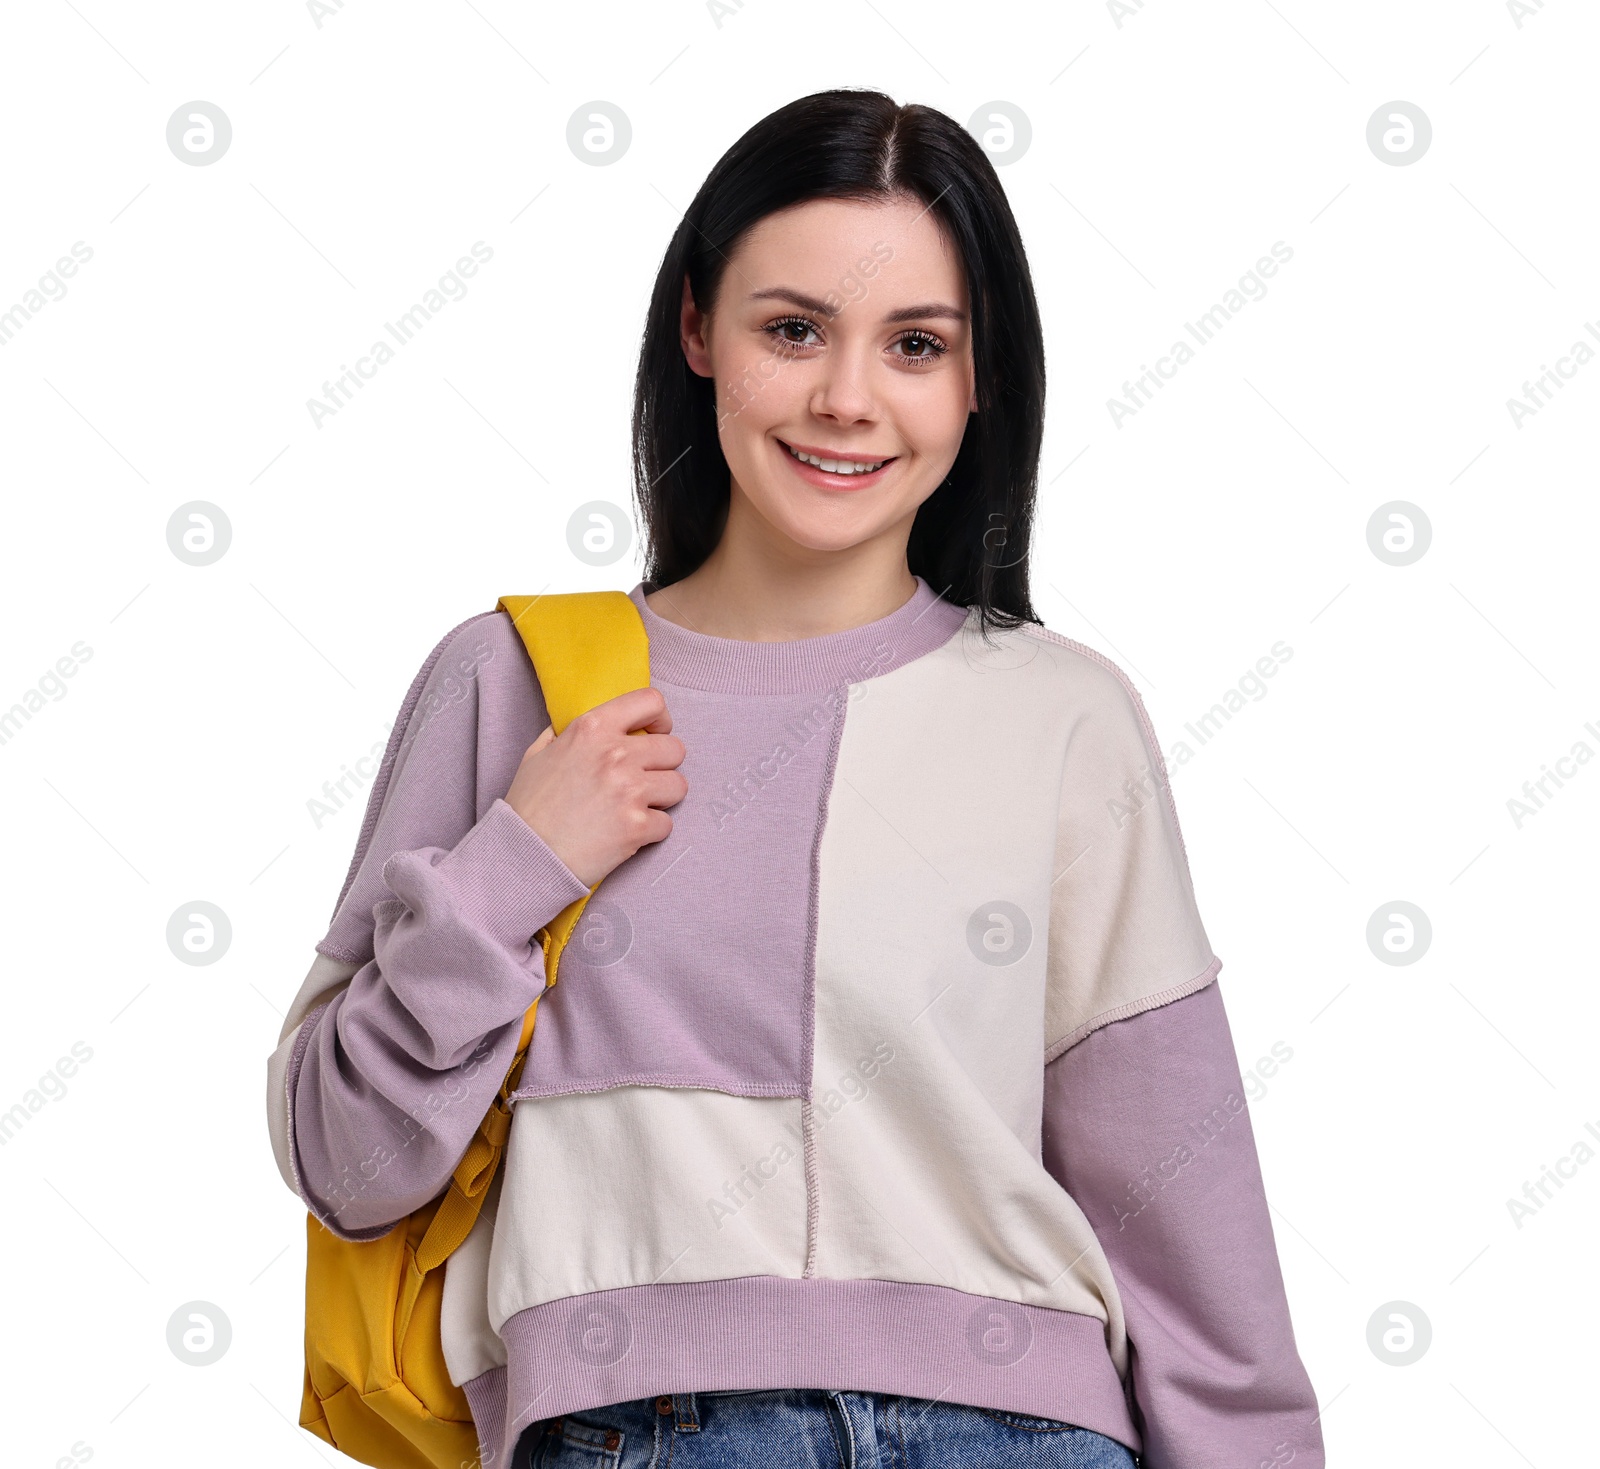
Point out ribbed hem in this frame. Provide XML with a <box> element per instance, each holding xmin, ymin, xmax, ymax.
<box><xmin>463</xmin><ymin>1365</ymin><xmax>511</xmax><ymax>1468</ymax></box>
<box><xmin>414</xmin><ymin>797</ymin><xmax>595</xmax><ymax>951</ymax></box>
<box><xmin>627</xmin><ymin>578</ymin><xmax>972</xmax><ymax>694</ymax></box>
<box><xmin>495</xmin><ymin>1276</ymin><xmax>1140</xmax><ymax>1460</ymax></box>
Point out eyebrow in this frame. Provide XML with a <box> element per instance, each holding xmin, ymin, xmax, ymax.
<box><xmin>745</xmin><ymin>287</ymin><xmax>967</xmax><ymax>325</ymax></box>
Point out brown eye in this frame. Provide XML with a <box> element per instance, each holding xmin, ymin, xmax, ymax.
<box><xmin>891</xmin><ymin>330</ymin><xmax>948</xmax><ymax>365</ymax></box>
<box><xmin>763</xmin><ymin>315</ymin><xmax>821</xmax><ymax>349</ymax></box>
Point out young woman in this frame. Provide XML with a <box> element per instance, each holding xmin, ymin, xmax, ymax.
<box><xmin>268</xmin><ymin>90</ymin><xmax>1323</xmax><ymax>1468</ymax></box>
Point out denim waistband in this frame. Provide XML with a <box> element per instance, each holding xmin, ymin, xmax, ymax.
<box><xmin>523</xmin><ymin>1388</ymin><xmax>1137</xmax><ymax>1469</ymax></box>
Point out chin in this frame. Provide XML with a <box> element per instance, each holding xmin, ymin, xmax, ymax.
<box><xmin>755</xmin><ymin>501</ymin><xmax>881</xmax><ymax>553</ymax></box>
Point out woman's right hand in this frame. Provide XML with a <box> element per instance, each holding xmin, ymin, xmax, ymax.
<box><xmin>502</xmin><ymin>686</ymin><xmax>687</xmax><ymax>889</ymax></box>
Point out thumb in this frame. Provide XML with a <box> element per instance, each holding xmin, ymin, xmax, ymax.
<box><xmin>530</xmin><ymin>723</ymin><xmax>556</xmax><ymax>753</ymax></box>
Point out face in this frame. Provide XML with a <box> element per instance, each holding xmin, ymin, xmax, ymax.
<box><xmin>679</xmin><ymin>194</ymin><xmax>976</xmax><ymax>558</ymax></box>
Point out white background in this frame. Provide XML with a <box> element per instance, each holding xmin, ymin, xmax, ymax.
<box><xmin>1</xmin><ymin>1</ymin><xmax>1595</xmax><ymax>1465</ymax></box>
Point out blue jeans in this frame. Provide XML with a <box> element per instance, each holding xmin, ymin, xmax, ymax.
<box><xmin>515</xmin><ymin>1388</ymin><xmax>1138</xmax><ymax>1467</ymax></box>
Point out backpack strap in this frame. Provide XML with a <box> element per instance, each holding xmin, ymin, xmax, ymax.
<box><xmin>496</xmin><ymin>590</ymin><xmax>652</xmax><ymax>735</ymax></box>
<box><xmin>416</xmin><ymin>589</ymin><xmax>650</xmax><ymax>1271</ymax></box>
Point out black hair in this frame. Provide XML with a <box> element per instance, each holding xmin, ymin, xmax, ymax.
<box><xmin>630</xmin><ymin>88</ymin><xmax>1045</xmax><ymax>634</ymax></box>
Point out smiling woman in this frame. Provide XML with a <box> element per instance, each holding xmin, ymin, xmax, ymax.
<box><xmin>630</xmin><ymin>91</ymin><xmax>1048</xmax><ymax>642</ymax></box>
<box><xmin>270</xmin><ymin>87</ymin><xmax>1323</xmax><ymax>1469</ymax></box>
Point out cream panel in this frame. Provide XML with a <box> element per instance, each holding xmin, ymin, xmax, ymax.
<box><xmin>488</xmin><ymin>1086</ymin><xmax>808</xmax><ymax>1334</ymax></box>
<box><xmin>808</xmin><ymin>623</ymin><xmax>1144</xmax><ymax>1371</ymax></box>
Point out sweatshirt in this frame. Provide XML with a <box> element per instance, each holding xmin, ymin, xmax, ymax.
<box><xmin>264</xmin><ymin>576</ymin><xmax>1325</xmax><ymax>1469</ymax></box>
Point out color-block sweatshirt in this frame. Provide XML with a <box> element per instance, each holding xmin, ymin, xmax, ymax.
<box><xmin>264</xmin><ymin>576</ymin><xmax>1325</xmax><ymax>1469</ymax></box>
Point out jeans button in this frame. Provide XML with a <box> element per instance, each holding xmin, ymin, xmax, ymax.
<box><xmin>656</xmin><ymin>1395</ymin><xmax>673</xmax><ymax>1414</ymax></box>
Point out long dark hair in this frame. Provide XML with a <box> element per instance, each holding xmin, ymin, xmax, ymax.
<box><xmin>631</xmin><ymin>88</ymin><xmax>1045</xmax><ymax>634</ymax></box>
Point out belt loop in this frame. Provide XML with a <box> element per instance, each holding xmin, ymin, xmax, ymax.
<box><xmin>673</xmin><ymin>1392</ymin><xmax>701</xmax><ymax>1433</ymax></box>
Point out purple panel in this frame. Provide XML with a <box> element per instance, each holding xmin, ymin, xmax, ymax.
<box><xmin>510</xmin><ymin>578</ymin><xmax>970</xmax><ymax>1100</ymax></box>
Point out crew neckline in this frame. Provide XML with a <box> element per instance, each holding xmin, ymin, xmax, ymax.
<box><xmin>627</xmin><ymin>576</ymin><xmax>972</xmax><ymax>694</ymax></box>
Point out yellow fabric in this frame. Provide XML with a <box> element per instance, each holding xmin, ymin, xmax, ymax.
<box><xmin>496</xmin><ymin>591</ymin><xmax>652</xmax><ymax>737</ymax></box>
<box><xmin>299</xmin><ymin>589</ymin><xmax>650</xmax><ymax>1469</ymax></box>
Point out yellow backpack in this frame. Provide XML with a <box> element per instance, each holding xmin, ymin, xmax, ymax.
<box><xmin>297</xmin><ymin>589</ymin><xmax>651</xmax><ymax>1469</ymax></box>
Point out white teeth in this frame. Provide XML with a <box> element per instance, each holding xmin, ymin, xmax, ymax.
<box><xmin>785</xmin><ymin>443</ymin><xmax>888</xmax><ymax>475</ymax></box>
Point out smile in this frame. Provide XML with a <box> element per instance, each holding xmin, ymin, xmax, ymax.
<box><xmin>780</xmin><ymin>440</ymin><xmax>896</xmax><ymax>476</ymax></box>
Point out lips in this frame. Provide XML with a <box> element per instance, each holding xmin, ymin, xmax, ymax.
<box><xmin>778</xmin><ymin>439</ymin><xmax>898</xmax><ymax>477</ymax></box>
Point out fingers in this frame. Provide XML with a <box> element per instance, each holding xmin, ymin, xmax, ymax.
<box><xmin>639</xmin><ymin>769</ymin><xmax>690</xmax><ymax>811</ymax></box>
<box><xmin>530</xmin><ymin>690</ymin><xmax>683</xmax><ymax>771</ymax></box>
<box><xmin>588</xmin><ymin>685</ymin><xmax>674</xmax><ymax>735</ymax></box>
<box><xmin>629</xmin><ymin>731</ymin><xmax>687</xmax><ymax>771</ymax></box>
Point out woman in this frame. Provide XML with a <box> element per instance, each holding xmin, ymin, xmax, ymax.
<box><xmin>268</xmin><ymin>90</ymin><xmax>1323</xmax><ymax>1468</ymax></box>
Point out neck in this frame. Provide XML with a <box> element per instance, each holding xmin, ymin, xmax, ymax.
<box><xmin>643</xmin><ymin>498</ymin><xmax>923</xmax><ymax>643</ymax></box>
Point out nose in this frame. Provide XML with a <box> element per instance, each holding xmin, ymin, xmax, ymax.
<box><xmin>808</xmin><ymin>347</ymin><xmax>878</xmax><ymax>427</ymax></box>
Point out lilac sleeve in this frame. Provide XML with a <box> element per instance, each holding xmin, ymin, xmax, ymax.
<box><xmin>286</xmin><ymin>799</ymin><xmax>593</xmax><ymax>1239</ymax></box>
<box><xmin>1040</xmin><ymin>980</ymin><xmax>1325</xmax><ymax>1469</ymax></box>
<box><xmin>281</xmin><ymin>612</ymin><xmax>594</xmax><ymax>1240</ymax></box>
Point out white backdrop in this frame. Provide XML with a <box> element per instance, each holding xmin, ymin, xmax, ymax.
<box><xmin>1</xmin><ymin>2</ymin><xmax>1594</xmax><ymax>1465</ymax></box>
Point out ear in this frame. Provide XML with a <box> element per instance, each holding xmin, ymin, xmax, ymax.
<box><xmin>680</xmin><ymin>274</ymin><xmax>713</xmax><ymax>379</ymax></box>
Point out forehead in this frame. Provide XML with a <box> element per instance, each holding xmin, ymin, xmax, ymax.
<box><xmin>727</xmin><ymin>195</ymin><xmax>968</xmax><ymax>308</ymax></box>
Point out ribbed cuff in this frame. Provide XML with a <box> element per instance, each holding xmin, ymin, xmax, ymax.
<box><xmin>413</xmin><ymin>798</ymin><xmax>594</xmax><ymax>952</ymax></box>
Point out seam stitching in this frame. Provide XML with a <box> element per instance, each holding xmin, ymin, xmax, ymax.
<box><xmin>1044</xmin><ymin>956</ymin><xmax>1223</xmax><ymax>1062</ymax></box>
